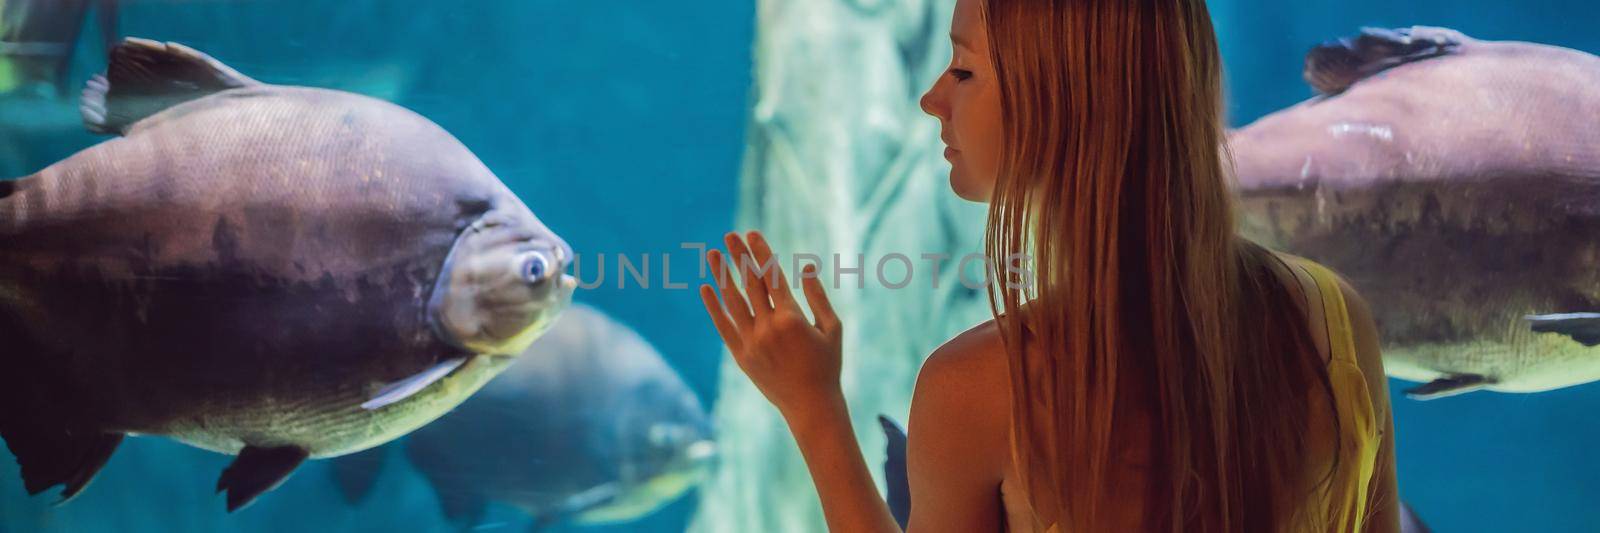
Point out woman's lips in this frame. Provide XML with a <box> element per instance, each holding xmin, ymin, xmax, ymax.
<box><xmin>944</xmin><ymin>146</ymin><xmax>958</xmax><ymax>159</ymax></box>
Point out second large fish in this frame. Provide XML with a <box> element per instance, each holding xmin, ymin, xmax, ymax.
<box><xmin>1231</xmin><ymin>26</ymin><xmax>1600</xmax><ymax>399</ymax></box>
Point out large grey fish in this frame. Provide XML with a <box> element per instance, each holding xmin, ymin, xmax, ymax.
<box><xmin>1230</xmin><ymin>26</ymin><xmax>1600</xmax><ymax>400</ymax></box>
<box><xmin>330</xmin><ymin>303</ymin><xmax>715</xmax><ymax>528</ymax></box>
<box><xmin>0</xmin><ymin>37</ymin><xmax>576</xmax><ymax>511</ymax></box>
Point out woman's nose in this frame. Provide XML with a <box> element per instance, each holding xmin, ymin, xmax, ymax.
<box><xmin>920</xmin><ymin>80</ymin><xmax>946</xmax><ymax>119</ymax></box>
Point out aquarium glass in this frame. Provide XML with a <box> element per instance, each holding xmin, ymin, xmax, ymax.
<box><xmin>2</xmin><ymin>1</ymin><xmax>1596</xmax><ymax>532</ymax></box>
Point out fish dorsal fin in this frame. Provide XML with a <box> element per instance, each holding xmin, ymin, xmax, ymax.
<box><xmin>1304</xmin><ymin>26</ymin><xmax>1467</xmax><ymax>96</ymax></box>
<box><xmin>80</xmin><ymin>37</ymin><xmax>261</xmax><ymax>135</ymax></box>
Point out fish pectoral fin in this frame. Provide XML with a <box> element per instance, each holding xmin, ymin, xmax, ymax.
<box><xmin>361</xmin><ymin>357</ymin><xmax>469</xmax><ymax>411</ymax></box>
<box><xmin>215</xmin><ymin>445</ymin><xmax>308</xmax><ymax>512</ymax></box>
<box><xmin>1403</xmin><ymin>374</ymin><xmax>1491</xmax><ymax>400</ymax></box>
<box><xmin>564</xmin><ymin>483</ymin><xmax>626</xmax><ymax>523</ymax></box>
<box><xmin>81</xmin><ymin>37</ymin><xmax>261</xmax><ymax>135</ymax></box>
<box><xmin>1304</xmin><ymin>26</ymin><xmax>1466</xmax><ymax>95</ymax></box>
<box><xmin>1526</xmin><ymin>312</ymin><xmax>1600</xmax><ymax>346</ymax></box>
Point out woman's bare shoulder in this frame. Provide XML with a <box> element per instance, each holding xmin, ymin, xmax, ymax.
<box><xmin>908</xmin><ymin>319</ymin><xmax>1012</xmax><ymax>471</ymax></box>
<box><xmin>903</xmin><ymin>319</ymin><xmax>1012</xmax><ymax>528</ymax></box>
<box><xmin>920</xmin><ymin>319</ymin><xmax>1012</xmax><ymax>400</ymax></box>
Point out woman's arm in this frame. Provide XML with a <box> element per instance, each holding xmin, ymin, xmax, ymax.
<box><xmin>783</xmin><ymin>319</ymin><xmax>1009</xmax><ymax>533</ymax></box>
<box><xmin>786</xmin><ymin>394</ymin><xmax>904</xmax><ymax>533</ymax></box>
<box><xmin>699</xmin><ymin>231</ymin><xmax>1005</xmax><ymax>532</ymax></box>
<box><xmin>1338</xmin><ymin>278</ymin><xmax>1402</xmax><ymax>533</ymax></box>
<box><xmin>699</xmin><ymin>231</ymin><xmax>899</xmax><ymax>533</ymax></box>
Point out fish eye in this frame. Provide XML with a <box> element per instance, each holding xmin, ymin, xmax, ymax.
<box><xmin>521</xmin><ymin>251</ymin><xmax>551</xmax><ymax>283</ymax></box>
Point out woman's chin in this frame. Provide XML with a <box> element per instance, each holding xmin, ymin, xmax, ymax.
<box><xmin>949</xmin><ymin>171</ymin><xmax>992</xmax><ymax>204</ymax></box>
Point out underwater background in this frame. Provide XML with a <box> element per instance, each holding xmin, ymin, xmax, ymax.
<box><xmin>1</xmin><ymin>0</ymin><xmax>1597</xmax><ymax>532</ymax></box>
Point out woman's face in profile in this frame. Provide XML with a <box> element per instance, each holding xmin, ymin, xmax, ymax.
<box><xmin>920</xmin><ymin>0</ymin><xmax>1003</xmax><ymax>203</ymax></box>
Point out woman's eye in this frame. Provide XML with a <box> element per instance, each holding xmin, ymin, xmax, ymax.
<box><xmin>949</xmin><ymin>69</ymin><xmax>973</xmax><ymax>81</ymax></box>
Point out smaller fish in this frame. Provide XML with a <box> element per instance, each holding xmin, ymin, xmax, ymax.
<box><xmin>331</xmin><ymin>303</ymin><xmax>716</xmax><ymax>528</ymax></box>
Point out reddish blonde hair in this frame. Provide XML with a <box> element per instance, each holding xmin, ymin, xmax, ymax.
<box><xmin>980</xmin><ymin>1</ymin><xmax>1340</xmax><ymax>531</ymax></box>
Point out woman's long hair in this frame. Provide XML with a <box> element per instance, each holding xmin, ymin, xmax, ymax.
<box><xmin>980</xmin><ymin>1</ymin><xmax>1340</xmax><ymax>531</ymax></box>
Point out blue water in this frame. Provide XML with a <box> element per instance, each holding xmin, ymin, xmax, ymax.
<box><xmin>2</xmin><ymin>1</ymin><xmax>1597</xmax><ymax>532</ymax></box>
<box><xmin>1</xmin><ymin>1</ymin><xmax>751</xmax><ymax>532</ymax></box>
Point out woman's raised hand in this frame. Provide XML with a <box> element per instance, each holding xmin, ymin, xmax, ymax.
<box><xmin>699</xmin><ymin>231</ymin><xmax>844</xmax><ymax>419</ymax></box>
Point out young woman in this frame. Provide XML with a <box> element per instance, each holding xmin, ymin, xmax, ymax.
<box><xmin>698</xmin><ymin>0</ymin><xmax>1401</xmax><ymax>531</ymax></box>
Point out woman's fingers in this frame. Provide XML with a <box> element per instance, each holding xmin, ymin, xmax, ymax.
<box><xmin>800</xmin><ymin>263</ymin><xmax>841</xmax><ymax>334</ymax></box>
<box><xmin>725</xmin><ymin>232</ymin><xmax>773</xmax><ymax>317</ymax></box>
<box><xmin>745</xmin><ymin>231</ymin><xmax>800</xmax><ymax>312</ymax></box>
<box><xmin>707</xmin><ymin>249</ymin><xmax>754</xmax><ymax>331</ymax></box>
<box><xmin>699</xmin><ymin>284</ymin><xmax>742</xmax><ymax>350</ymax></box>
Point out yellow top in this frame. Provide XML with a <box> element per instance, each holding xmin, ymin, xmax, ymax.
<box><xmin>1000</xmin><ymin>257</ymin><xmax>1380</xmax><ymax>532</ymax></box>
<box><xmin>1291</xmin><ymin>257</ymin><xmax>1381</xmax><ymax>532</ymax></box>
